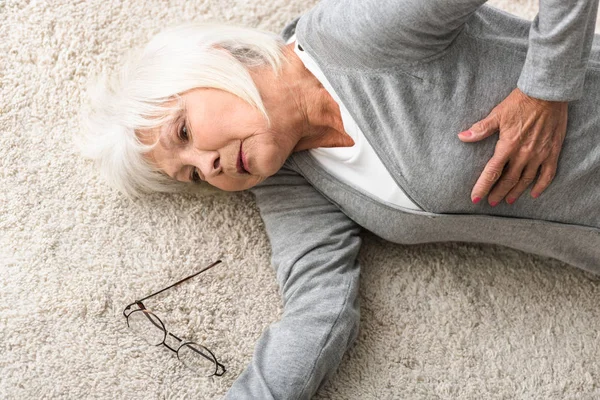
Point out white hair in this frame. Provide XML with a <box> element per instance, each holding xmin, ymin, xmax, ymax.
<box><xmin>76</xmin><ymin>22</ymin><xmax>287</xmax><ymax>199</ymax></box>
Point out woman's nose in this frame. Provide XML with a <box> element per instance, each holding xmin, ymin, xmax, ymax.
<box><xmin>191</xmin><ymin>150</ymin><xmax>221</xmax><ymax>180</ymax></box>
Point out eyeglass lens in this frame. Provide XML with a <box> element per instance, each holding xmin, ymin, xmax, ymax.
<box><xmin>126</xmin><ymin>309</ymin><xmax>219</xmax><ymax>376</ymax></box>
<box><xmin>127</xmin><ymin>309</ymin><xmax>166</xmax><ymax>346</ymax></box>
<box><xmin>177</xmin><ymin>342</ymin><xmax>219</xmax><ymax>377</ymax></box>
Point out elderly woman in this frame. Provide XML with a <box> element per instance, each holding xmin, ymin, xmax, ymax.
<box><xmin>79</xmin><ymin>0</ymin><xmax>600</xmax><ymax>398</ymax></box>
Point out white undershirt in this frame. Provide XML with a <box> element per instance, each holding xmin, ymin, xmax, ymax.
<box><xmin>288</xmin><ymin>34</ymin><xmax>422</xmax><ymax>211</ymax></box>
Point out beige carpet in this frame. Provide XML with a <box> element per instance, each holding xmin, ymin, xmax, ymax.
<box><xmin>2</xmin><ymin>0</ymin><xmax>600</xmax><ymax>398</ymax></box>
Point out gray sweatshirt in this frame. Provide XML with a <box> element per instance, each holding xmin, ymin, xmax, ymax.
<box><xmin>226</xmin><ymin>1</ymin><xmax>600</xmax><ymax>398</ymax></box>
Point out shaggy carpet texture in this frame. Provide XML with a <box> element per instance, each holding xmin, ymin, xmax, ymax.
<box><xmin>2</xmin><ymin>0</ymin><xmax>600</xmax><ymax>398</ymax></box>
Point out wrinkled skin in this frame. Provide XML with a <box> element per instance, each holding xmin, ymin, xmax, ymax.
<box><xmin>458</xmin><ymin>87</ymin><xmax>568</xmax><ymax>206</ymax></box>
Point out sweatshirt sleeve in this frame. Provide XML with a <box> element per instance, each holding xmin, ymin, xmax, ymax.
<box><xmin>298</xmin><ymin>0</ymin><xmax>599</xmax><ymax>100</ymax></box>
<box><xmin>296</xmin><ymin>0</ymin><xmax>489</xmax><ymax>68</ymax></box>
<box><xmin>225</xmin><ymin>161</ymin><xmax>362</xmax><ymax>399</ymax></box>
<box><xmin>517</xmin><ymin>0</ymin><xmax>599</xmax><ymax>102</ymax></box>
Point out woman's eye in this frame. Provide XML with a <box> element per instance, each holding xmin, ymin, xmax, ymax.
<box><xmin>191</xmin><ymin>168</ymin><xmax>201</xmax><ymax>183</ymax></box>
<box><xmin>178</xmin><ymin>125</ymin><xmax>189</xmax><ymax>142</ymax></box>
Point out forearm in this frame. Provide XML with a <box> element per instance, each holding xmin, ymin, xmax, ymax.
<box><xmin>517</xmin><ymin>0</ymin><xmax>600</xmax><ymax>101</ymax></box>
<box><xmin>225</xmin><ymin>164</ymin><xmax>363</xmax><ymax>399</ymax></box>
<box><xmin>224</xmin><ymin>259</ymin><xmax>360</xmax><ymax>399</ymax></box>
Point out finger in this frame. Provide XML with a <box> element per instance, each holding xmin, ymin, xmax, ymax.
<box><xmin>458</xmin><ymin>111</ymin><xmax>500</xmax><ymax>142</ymax></box>
<box><xmin>504</xmin><ymin>162</ymin><xmax>541</xmax><ymax>204</ymax></box>
<box><xmin>530</xmin><ymin>157</ymin><xmax>558</xmax><ymax>198</ymax></box>
<box><xmin>471</xmin><ymin>138</ymin><xmax>513</xmax><ymax>203</ymax></box>
<box><xmin>487</xmin><ymin>156</ymin><xmax>530</xmax><ymax>206</ymax></box>
<box><xmin>471</xmin><ymin>154</ymin><xmax>510</xmax><ymax>204</ymax></box>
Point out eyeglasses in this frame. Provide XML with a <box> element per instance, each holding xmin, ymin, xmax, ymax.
<box><xmin>122</xmin><ymin>260</ymin><xmax>226</xmax><ymax>377</ymax></box>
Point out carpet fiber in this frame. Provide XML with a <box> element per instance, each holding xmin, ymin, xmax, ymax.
<box><xmin>2</xmin><ymin>0</ymin><xmax>600</xmax><ymax>398</ymax></box>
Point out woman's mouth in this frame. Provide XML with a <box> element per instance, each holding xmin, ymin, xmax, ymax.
<box><xmin>237</xmin><ymin>142</ymin><xmax>250</xmax><ymax>174</ymax></box>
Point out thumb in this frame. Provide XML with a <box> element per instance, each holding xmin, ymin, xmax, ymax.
<box><xmin>458</xmin><ymin>112</ymin><xmax>500</xmax><ymax>142</ymax></box>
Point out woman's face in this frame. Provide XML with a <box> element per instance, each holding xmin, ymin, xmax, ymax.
<box><xmin>143</xmin><ymin>87</ymin><xmax>298</xmax><ymax>191</ymax></box>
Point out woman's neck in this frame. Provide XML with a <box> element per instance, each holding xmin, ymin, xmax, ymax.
<box><xmin>249</xmin><ymin>41</ymin><xmax>355</xmax><ymax>152</ymax></box>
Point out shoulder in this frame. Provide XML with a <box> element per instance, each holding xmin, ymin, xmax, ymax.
<box><xmin>280</xmin><ymin>15</ymin><xmax>302</xmax><ymax>43</ymax></box>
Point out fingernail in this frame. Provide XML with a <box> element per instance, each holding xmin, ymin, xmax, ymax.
<box><xmin>459</xmin><ymin>130</ymin><xmax>472</xmax><ymax>137</ymax></box>
<box><xmin>532</xmin><ymin>192</ymin><xmax>540</xmax><ymax>198</ymax></box>
<box><xmin>472</xmin><ymin>196</ymin><xmax>481</xmax><ymax>204</ymax></box>
<box><xmin>490</xmin><ymin>201</ymin><xmax>499</xmax><ymax>207</ymax></box>
<box><xmin>507</xmin><ymin>198</ymin><xmax>516</xmax><ymax>205</ymax></box>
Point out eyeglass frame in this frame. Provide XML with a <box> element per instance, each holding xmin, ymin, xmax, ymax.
<box><xmin>122</xmin><ymin>259</ymin><xmax>226</xmax><ymax>377</ymax></box>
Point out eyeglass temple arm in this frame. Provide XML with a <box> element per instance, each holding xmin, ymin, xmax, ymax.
<box><xmin>123</xmin><ymin>260</ymin><xmax>223</xmax><ymax>316</ymax></box>
<box><xmin>137</xmin><ymin>260</ymin><xmax>223</xmax><ymax>303</ymax></box>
